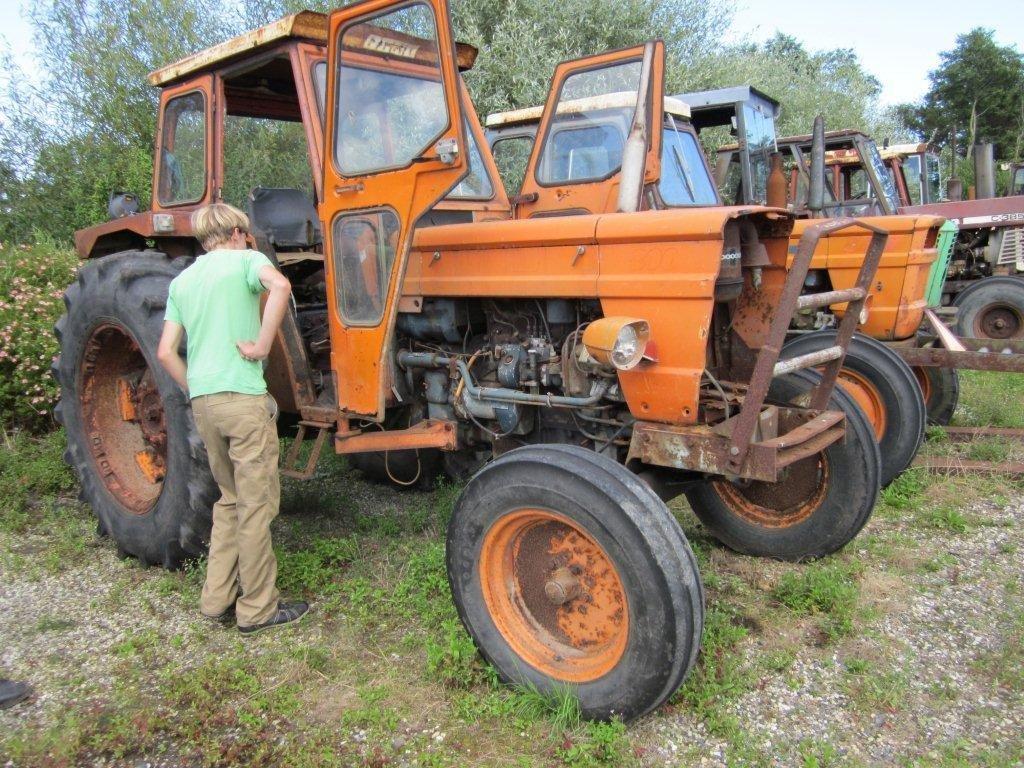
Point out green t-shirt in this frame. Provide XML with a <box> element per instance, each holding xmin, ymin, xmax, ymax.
<box><xmin>164</xmin><ymin>248</ymin><xmax>274</xmax><ymax>399</ymax></box>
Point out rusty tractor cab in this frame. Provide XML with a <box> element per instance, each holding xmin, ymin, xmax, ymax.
<box><xmin>486</xmin><ymin>86</ymin><xmax>928</xmax><ymax>485</ymax></box>
<box><xmin>57</xmin><ymin>2</ymin><xmax>891</xmax><ymax>721</ymax></box>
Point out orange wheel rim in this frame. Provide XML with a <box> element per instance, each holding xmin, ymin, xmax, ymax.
<box><xmin>713</xmin><ymin>455</ymin><xmax>830</xmax><ymax>528</ymax></box>
<box><xmin>913</xmin><ymin>366</ymin><xmax>932</xmax><ymax>405</ymax></box>
<box><xmin>79</xmin><ymin>323</ymin><xmax>166</xmax><ymax>514</ymax></box>
<box><xmin>479</xmin><ymin>509</ymin><xmax>628</xmax><ymax>683</ymax></box>
<box><xmin>835</xmin><ymin>369</ymin><xmax>887</xmax><ymax>441</ymax></box>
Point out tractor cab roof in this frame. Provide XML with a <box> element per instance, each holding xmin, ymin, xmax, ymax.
<box><xmin>148</xmin><ymin>9</ymin><xmax>478</xmax><ymax>87</ymax></box>
<box><xmin>672</xmin><ymin>86</ymin><xmax>780</xmax><ymax>134</ymax></box>
<box><xmin>485</xmin><ymin>93</ymin><xmax>691</xmax><ymax>129</ymax></box>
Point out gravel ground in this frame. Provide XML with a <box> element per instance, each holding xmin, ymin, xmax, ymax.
<box><xmin>1</xmin><ymin>487</ymin><xmax>1022</xmax><ymax>767</ymax></box>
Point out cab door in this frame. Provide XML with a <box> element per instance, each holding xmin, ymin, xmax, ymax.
<box><xmin>320</xmin><ymin>0</ymin><xmax>467</xmax><ymax>419</ymax></box>
<box><xmin>516</xmin><ymin>42</ymin><xmax>664</xmax><ymax>218</ymax></box>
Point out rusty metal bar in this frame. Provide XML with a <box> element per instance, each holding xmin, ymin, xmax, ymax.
<box><xmin>912</xmin><ymin>456</ymin><xmax>1024</xmax><ymax>478</ymax></box>
<box><xmin>808</xmin><ymin>225</ymin><xmax>888</xmax><ymax>411</ymax></box>
<box><xmin>726</xmin><ymin>217</ymin><xmax>888</xmax><ymax>473</ymax></box>
<box><xmin>896</xmin><ymin>346</ymin><xmax>1024</xmax><ymax>373</ymax></box>
<box><xmin>281</xmin><ymin>422</ymin><xmax>332</xmax><ymax>480</ymax></box>
<box><xmin>795</xmin><ymin>287</ymin><xmax>866</xmax><ymax>311</ymax></box>
<box><xmin>940</xmin><ymin>426</ymin><xmax>1024</xmax><ymax>442</ymax></box>
<box><xmin>772</xmin><ymin>345</ymin><xmax>844</xmax><ymax>377</ymax></box>
<box><xmin>335</xmin><ymin>419</ymin><xmax>458</xmax><ymax>454</ymax></box>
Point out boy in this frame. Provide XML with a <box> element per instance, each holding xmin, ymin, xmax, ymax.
<box><xmin>157</xmin><ymin>203</ymin><xmax>308</xmax><ymax>635</ymax></box>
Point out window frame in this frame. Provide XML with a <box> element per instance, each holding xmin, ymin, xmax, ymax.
<box><xmin>155</xmin><ymin>87</ymin><xmax>210</xmax><ymax>209</ymax></box>
<box><xmin>329</xmin><ymin>1</ymin><xmax>452</xmax><ymax>180</ymax></box>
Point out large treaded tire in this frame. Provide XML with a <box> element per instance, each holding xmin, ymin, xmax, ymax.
<box><xmin>953</xmin><ymin>276</ymin><xmax>1024</xmax><ymax>340</ymax></box>
<box><xmin>447</xmin><ymin>444</ymin><xmax>704</xmax><ymax>722</ymax></box>
<box><xmin>781</xmin><ymin>331</ymin><xmax>925</xmax><ymax>487</ymax></box>
<box><xmin>685</xmin><ymin>369</ymin><xmax>881</xmax><ymax>561</ymax></box>
<box><xmin>913</xmin><ymin>359</ymin><xmax>960</xmax><ymax>426</ymax></box>
<box><xmin>53</xmin><ymin>250</ymin><xmax>218</xmax><ymax>568</ymax></box>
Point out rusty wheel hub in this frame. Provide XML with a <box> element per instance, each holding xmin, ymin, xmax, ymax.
<box><xmin>80</xmin><ymin>324</ymin><xmax>167</xmax><ymax>514</ymax></box>
<box><xmin>713</xmin><ymin>454</ymin><xmax>830</xmax><ymax>528</ymax></box>
<box><xmin>976</xmin><ymin>304</ymin><xmax>1023</xmax><ymax>340</ymax></box>
<box><xmin>479</xmin><ymin>509</ymin><xmax>628</xmax><ymax>682</ymax></box>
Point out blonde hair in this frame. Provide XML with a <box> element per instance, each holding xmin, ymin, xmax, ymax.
<box><xmin>191</xmin><ymin>203</ymin><xmax>251</xmax><ymax>250</ymax></box>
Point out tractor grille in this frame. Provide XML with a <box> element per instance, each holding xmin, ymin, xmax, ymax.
<box><xmin>997</xmin><ymin>226</ymin><xmax>1024</xmax><ymax>266</ymax></box>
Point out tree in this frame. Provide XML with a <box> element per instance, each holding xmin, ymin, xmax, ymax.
<box><xmin>898</xmin><ymin>29</ymin><xmax>1024</xmax><ymax>162</ymax></box>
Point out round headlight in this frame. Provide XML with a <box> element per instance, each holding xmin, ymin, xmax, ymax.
<box><xmin>611</xmin><ymin>323</ymin><xmax>648</xmax><ymax>370</ymax></box>
<box><xmin>582</xmin><ymin>317</ymin><xmax>651</xmax><ymax>370</ymax></box>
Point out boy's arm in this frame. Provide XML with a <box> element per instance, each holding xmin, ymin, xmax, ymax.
<box><xmin>157</xmin><ymin>321</ymin><xmax>188</xmax><ymax>393</ymax></box>
<box><xmin>237</xmin><ymin>265</ymin><xmax>292</xmax><ymax>362</ymax></box>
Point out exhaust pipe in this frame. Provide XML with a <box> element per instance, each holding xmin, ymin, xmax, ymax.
<box><xmin>974</xmin><ymin>142</ymin><xmax>996</xmax><ymax>200</ymax></box>
<box><xmin>617</xmin><ymin>42</ymin><xmax>655</xmax><ymax>213</ymax></box>
<box><xmin>808</xmin><ymin>115</ymin><xmax>825</xmax><ymax>216</ymax></box>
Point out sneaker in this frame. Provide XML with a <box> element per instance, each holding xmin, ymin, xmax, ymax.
<box><xmin>0</xmin><ymin>679</ymin><xmax>32</xmax><ymax>710</ymax></box>
<box><xmin>238</xmin><ymin>601</ymin><xmax>309</xmax><ymax>636</ymax></box>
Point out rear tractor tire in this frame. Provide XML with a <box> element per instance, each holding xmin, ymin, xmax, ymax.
<box><xmin>953</xmin><ymin>276</ymin><xmax>1024</xmax><ymax>340</ymax></box>
<box><xmin>53</xmin><ymin>251</ymin><xmax>218</xmax><ymax>569</ymax></box>
<box><xmin>781</xmin><ymin>331</ymin><xmax>925</xmax><ymax>487</ymax></box>
<box><xmin>447</xmin><ymin>445</ymin><xmax>704</xmax><ymax>721</ymax></box>
<box><xmin>685</xmin><ymin>369</ymin><xmax>881</xmax><ymax>561</ymax></box>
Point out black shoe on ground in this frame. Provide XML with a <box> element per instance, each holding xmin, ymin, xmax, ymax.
<box><xmin>238</xmin><ymin>601</ymin><xmax>309</xmax><ymax>636</ymax></box>
<box><xmin>0</xmin><ymin>678</ymin><xmax>32</xmax><ymax>710</ymax></box>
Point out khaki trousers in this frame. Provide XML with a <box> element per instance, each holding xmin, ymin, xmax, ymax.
<box><xmin>192</xmin><ymin>392</ymin><xmax>281</xmax><ymax>626</ymax></box>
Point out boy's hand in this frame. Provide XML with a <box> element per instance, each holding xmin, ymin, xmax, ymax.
<box><xmin>237</xmin><ymin>340</ymin><xmax>269</xmax><ymax>361</ymax></box>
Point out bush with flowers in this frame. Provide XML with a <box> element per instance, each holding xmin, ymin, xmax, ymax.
<box><xmin>0</xmin><ymin>240</ymin><xmax>79</xmax><ymax>432</ymax></box>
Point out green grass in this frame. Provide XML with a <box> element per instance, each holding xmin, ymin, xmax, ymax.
<box><xmin>955</xmin><ymin>371</ymin><xmax>1024</xmax><ymax>429</ymax></box>
<box><xmin>841</xmin><ymin>658</ymin><xmax>909</xmax><ymax>712</ymax></box>
<box><xmin>771</xmin><ymin>561</ymin><xmax>861</xmax><ymax>641</ymax></box>
<box><xmin>0</xmin><ymin>429</ymin><xmax>75</xmax><ymax>532</ymax></box>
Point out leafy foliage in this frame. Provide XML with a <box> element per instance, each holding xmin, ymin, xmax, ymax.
<box><xmin>898</xmin><ymin>29</ymin><xmax>1024</xmax><ymax>162</ymax></box>
<box><xmin>0</xmin><ymin>240</ymin><xmax>78</xmax><ymax>430</ymax></box>
<box><xmin>0</xmin><ymin>0</ymin><xmax>901</xmax><ymax>244</ymax></box>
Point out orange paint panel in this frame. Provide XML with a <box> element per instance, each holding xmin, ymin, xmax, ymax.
<box><xmin>601</xmin><ymin>297</ymin><xmax>711</xmax><ymax>424</ymax></box>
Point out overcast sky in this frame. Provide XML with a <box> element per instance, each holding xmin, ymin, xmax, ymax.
<box><xmin>1</xmin><ymin>0</ymin><xmax>1022</xmax><ymax>107</ymax></box>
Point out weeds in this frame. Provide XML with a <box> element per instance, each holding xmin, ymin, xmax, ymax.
<box><xmin>771</xmin><ymin>561</ymin><xmax>860</xmax><ymax>640</ymax></box>
<box><xmin>841</xmin><ymin>658</ymin><xmax>908</xmax><ymax>712</ymax></box>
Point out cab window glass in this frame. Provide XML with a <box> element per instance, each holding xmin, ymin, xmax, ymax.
<box><xmin>158</xmin><ymin>92</ymin><xmax>206</xmax><ymax>206</ymax></box>
<box><xmin>536</xmin><ymin>59</ymin><xmax>641</xmax><ymax>185</ymax></box>
<box><xmin>334</xmin><ymin>3</ymin><xmax>448</xmax><ymax>176</ymax></box>
<box><xmin>741</xmin><ymin>103</ymin><xmax>775</xmax><ymax>204</ymax></box>
<box><xmin>492</xmin><ymin>135</ymin><xmax>534</xmax><ymax>194</ymax></box>
<box><xmin>333</xmin><ymin>209</ymin><xmax>399</xmax><ymax>326</ymax></box>
<box><xmin>925</xmin><ymin>154</ymin><xmax>942</xmax><ymax>202</ymax></box>
<box><xmin>447</xmin><ymin>118</ymin><xmax>494</xmax><ymax>199</ymax></box>
<box><xmin>902</xmin><ymin>154</ymin><xmax>923</xmax><ymax>206</ymax></box>
<box><xmin>544</xmin><ymin>124</ymin><xmax>624</xmax><ymax>183</ymax></box>
<box><xmin>847</xmin><ymin>168</ymin><xmax>870</xmax><ymax>199</ymax></box>
<box><xmin>1013</xmin><ymin>167</ymin><xmax>1024</xmax><ymax>196</ymax></box>
<box><xmin>719</xmin><ymin>155</ymin><xmax>743</xmax><ymax>205</ymax></box>
<box><xmin>312</xmin><ymin>60</ymin><xmax>327</xmax><ymax>122</ymax></box>
<box><xmin>660</xmin><ymin>125</ymin><xmax>717</xmax><ymax>205</ymax></box>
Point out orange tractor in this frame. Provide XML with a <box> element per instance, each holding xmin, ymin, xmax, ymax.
<box><xmin>56</xmin><ymin>3</ymin><xmax>886</xmax><ymax>719</ymax></box>
<box><xmin>486</xmin><ymin>86</ymin><xmax>944</xmax><ymax>486</ymax></box>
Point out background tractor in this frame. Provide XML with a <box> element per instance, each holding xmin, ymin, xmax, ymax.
<box><xmin>55</xmin><ymin>3</ymin><xmax>886</xmax><ymax>720</ymax></box>
<box><xmin>808</xmin><ymin>136</ymin><xmax>1024</xmax><ymax>343</ymax></box>
<box><xmin>485</xmin><ymin>85</ymin><xmax>934</xmax><ymax>486</ymax></box>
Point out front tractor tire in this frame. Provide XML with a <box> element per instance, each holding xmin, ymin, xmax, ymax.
<box><xmin>686</xmin><ymin>369</ymin><xmax>881</xmax><ymax>561</ymax></box>
<box><xmin>53</xmin><ymin>251</ymin><xmax>218</xmax><ymax>568</ymax></box>
<box><xmin>447</xmin><ymin>445</ymin><xmax>704</xmax><ymax>722</ymax></box>
<box><xmin>781</xmin><ymin>331</ymin><xmax>925</xmax><ymax>487</ymax></box>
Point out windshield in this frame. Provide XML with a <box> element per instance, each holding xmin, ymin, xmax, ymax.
<box><xmin>659</xmin><ymin>121</ymin><xmax>717</xmax><ymax>205</ymax></box>
<box><xmin>1014</xmin><ymin>167</ymin><xmax>1024</xmax><ymax>197</ymax></box>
